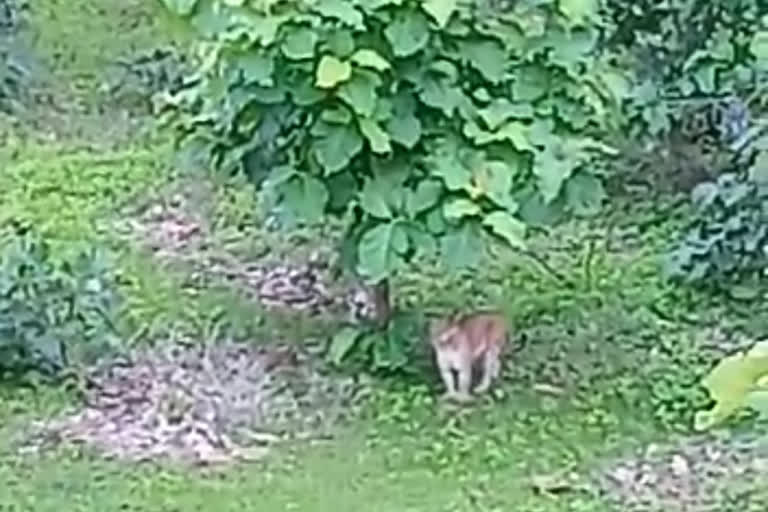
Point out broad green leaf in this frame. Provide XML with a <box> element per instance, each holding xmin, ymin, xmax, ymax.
<box><xmin>559</xmin><ymin>0</ymin><xmax>598</xmax><ymax>24</ymax></box>
<box><xmin>517</xmin><ymin>187</ymin><xmax>565</xmax><ymax>227</ymax></box>
<box><xmin>535</xmin><ymin>146</ymin><xmax>578</xmax><ymax>203</ymax></box>
<box><xmin>478</xmin><ymin>99</ymin><xmax>533</xmax><ymax>130</ymax></box>
<box><xmin>321</xmin><ymin>106</ymin><xmax>353</xmax><ymax>124</ymax></box>
<box><xmin>751</xmin><ymin>31</ymin><xmax>768</xmax><ymax>60</ymax></box>
<box><xmin>444</xmin><ymin>198</ymin><xmax>481</xmax><ymax>219</ymax></box>
<box><xmin>281</xmin><ymin>27</ymin><xmax>319</xmax><ymax>60</ymax></box>
<box><xmin>162</xmin><ymin>0</ymin><xmax>198</xmax><ymax>15</ymax></box>
<box><xmin>360</xmin><ymin>178</ymin><xmax>394</xmax><ymax>218</ymax></box>
<box><xmin>351</xmin><ymin>49</ymin><xmax>391</xmax><ymax>71</ymax></box>
<box><xmin>421</xmin><ymin>0</ymin><xmax>456</xmax><ymax>28</ymax></box>
<box><xmin>281</xmin><ymin>175</ymin><xmax>329</xmax><ymax>220</ymax></box>
<box><xmin>328</xmin><ymin>327</ymin><xmax>362</xmax><ymax>365</ymax></box>
<box><xmin>459</xmin><ymin>39</ymin><xmax>507</xmax><ymax>83</ymax></box>
<box><xmin>316</xmin><ymin>56</ymin><xmax>352</xmax><ymax>88</ymax></box>
<box><xmin>387</xmin><ymin>114</ymin><xmax>422</xmax><ymax>149</ymax></box>
<box><xmin>384</xmin><ymin>11</ymin><xmax>430</xmax><ymax>57</ymax></box>
<box><xmin>695</xmin><ymin>341</ymin><xmax>768</xmax><ymax>431</ymax></box>
<box><xmin>337</xmin><ymin>70</ymin><xmax>382</xmax><ymax>116</ymax></box>
<box><xmin>311</xmin><ymin>122</ymin><xmax>363</xmax><ymax>173</ymax></box>
<box><xmin>511</xmin><ymin>65</ymin><xmax>549</xmax><ymax>101</ymax></box>
<box><xmin>464</xmin><ymin>120</ymin><xmax>533</xmax><ymax>151</ymax></box>
<box><xmin>313</xmin><ymin>0</ymin><xmax>365</xmax><ymax>29</ymax></box>
<box><xmin>405</xmin><ymin>224</ymin><xmax>437</xmax><ymax>257</ymax></box>
<box><xmin>419</xmin><ymin>76</ymin><xmax>461</xmax><ymax>116</ymax></box>
<box><xmin>264</xmin><ymin>165</ymin><xmax>296</xmax><ymax>187</ymax></box>
<box><xmin>430</xmin><ymin>151</ymin><xmax>472</xmax><ymax>191</ymax></box>
<box><xmin>483</xmin><ymin>211</ymin><xmax>527</xmax><ymax>249</ymax></box>
<box><xmin>325</xmin><ymin>28</ymin><xmax>356</xmax><ymax>57</ymax></box>
<box><xmin>359</xmin><ymin>118</ymin><xmax>392</xmax><ymax>154</ymax></box>
<box><xmin>440</xmin><ymin>222</ymin><xmax>485</xmax><ymax>269</ymax></box>
<box><xmin>405</xmin><ymin>179</ymin><xmax>442</xmax><ymax>217</ymax></box>
<box><xmin>235</xmin><ymin>53</ymin><xmax>274</xmax><ymax>85</ymax></box>
<box><xmin>327</xmin><ymin>171</ymin><xmax>358</xmax><ymax>211</ymax></box>
<box><xmin>476</xmin><ymin>160</ymin><xmax>518</xmax><ymax>210</ymax></box>
<box><xmin>293</xmin><ymin>81</ymin><xmax>326</xmax><ymax>106</ymax></box>
<box><xmin>357</xmin><ymin>222</ymin><xmax>409</xmax><ymax>281</ymax></box>
<box><xmin>564</xmin><ymin>172</ymin><xmax>605</xmax><ymax>216</ymax></box>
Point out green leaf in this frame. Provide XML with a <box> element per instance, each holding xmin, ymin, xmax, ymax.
<box><xmin>444</xmin><ymin>198</ymin><xmax>481</xmax><ymax>219</ymax></box>
<box><xmin>324</xmin><ymin>28</ymin><xmax>356</xmax><ymax>57</ymax></box>
<box><xmin>479</xmin><ymin>99</ymin><xmax>533</xmax><ymax>130</ymax></box>
<box><xmin>459</xmin><ymin>39</ymin><xmax>507</xmax><ymax>83</ymax></box>
<box><xmin>162</xmin><ymin>0</ymin><xmax>198</xmax><ymax>15</ymax></box>
<box><xmin>559</xmin><ymin>0</ymin><xmax>598</xmax><ymax>24</ymax></box>
<box><xmin>359</xmin><ymin>118</ymin><xmax>392</xmax><ymax>154</ymax></box>
<box><xmin>357</xmin><ymin>222</ymin><xmax>409</xmax><ymax>281</ymax></box>
<box><xmin>281</xmin><ymin>27</ymin><xmax>319</xmax><ymax>60</ymax></box>
<box><xmin>440</xmin><ymin>222</ymin><xmax>485</xmax><ymax>269</ymax></box>
<box><xmin>511</xmin><ymin>65</ymin><xmax>549</xmax><ymax>101</ymax></box>
<box><xmin>280</xmin><ymin>175</ymin><xmax>329</xmax><ymax>220</ymax></box>
<box><xmin>360</xmin><ymin>178</ymin><xmax>394</xmax><ymax>218</ymax></box>
<box><xmin>695</xmin><ymin>341</ymin><xmax>768</xmax><ymax>431</ymax></box>
<box><xmin>419</xmin><ymin>76</ymin><xmax>462</xmax><ymax>116</ymax></box>
<box><xmin>535</xmin><ymin>145</ymin><xmax>579</xmax><ymax>203</ymax></box>
<box><xmin>421</xmin><ymin>0</ymin><xmax>456</xmax><ymax>28</ymax></box>
<box><xmin>328</xmin><ymin>327</ymin><xmax>362</xmax><ymax>365</ymax></box>
<box><xmin>483</xmin><ymin>211</ymin><xmax>527</xmax><ymax>249</ymax></box>
<box><xmin>313</xmin><ymin>0</ymin><xmax>365</xmax><ymax>29</ymax></box>
<box><xmin>387</xmin><ymin>114</ymin><xmax>422</xmax><ymax>149</ymax></box>
<box><xmin>311</xmin><ymin>122</ymin><xmax>364</xmax><ymax>173</ymax></box>
<box><xmin>406</xmin><ymin>179</ymin><xmax>442</xmax><ymax>217</ymax></box>
<box><xmin>316</xmin><ymin>56</ymin><xmax>352</xmax><ymax>88</ymax></box>
<box><xmin>337</xmin><ymin>70</ymin><xmax>382</xmax><ymax>117</ymax></box>
<box><xmin>384</xmin><ymin>11</ymin><xmax>430</xmax><ymax>57</ymax></box>
<box><xmin>564</xmin><ymin>172</ymin><xmax>605</xmax><ymax>216</ymax></box>
<box><xmin>464</xmin><ymin>120</ymin><xmax>533</xmax><ymax>151</ymax></box>
<box><xmin>351</xmin><ymin>49</ymin><xmax>391</xmax><ymax>71</ymax></box>
<box><xmin>477</xmin><ymin>160</ymin><xmax>518</xmax><ymax>210</ymax></box>
<box><xmin>751</xmin><ymin>31</ymin><xmax>768</xmax><ymax>60</ymax></box>
<box><xmin>429</xmin><ymin>149</ymin><xmax>472</xmax><ymax>191</ymax></box>
<box><xmin>235</xmin><ymin>53</ymin><xmax>274</xmax><ymax>85</ymax></box>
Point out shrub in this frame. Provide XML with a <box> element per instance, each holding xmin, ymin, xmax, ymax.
<box><xmin>0</xmin><ymin>226</ymin><xmax>123</xmax><ymax>379</ymax></box>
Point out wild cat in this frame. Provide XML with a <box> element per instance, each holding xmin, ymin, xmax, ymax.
<box><xmin>429</xmin><ymin>311</ymin><xmax>521</xmax><ymax>402</ymax></box>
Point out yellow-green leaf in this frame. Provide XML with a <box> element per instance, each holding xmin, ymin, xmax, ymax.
<box><xmin>444</xmin><ymin>198</ymin><xmax>481</xmax><ymax>219</ymax></box>
<box><xmin>316</xmin><ymin>56</ymin><xmax>352</xmax><ymax>88</ymax></box>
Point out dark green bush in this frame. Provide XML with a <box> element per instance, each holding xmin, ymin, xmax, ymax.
<box><xmin>0</xmin><ymin>227</ymin><xmax>123</xmax><ymax>379</ymax></box>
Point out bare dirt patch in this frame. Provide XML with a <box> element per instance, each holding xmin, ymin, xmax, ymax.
<box><xmin>113</xmin><ymin>183</ymin><xmax>377</xmax><ymax>323</ymax></box>
<box><xmin>21</xmin><ymin>339</ymin><xmax>369</xmax><ymax>466</ymax></box>
<box><xmin>593</xmin><ymin>434</ymin><xmax>768</xmax><ymax>511</ymax></box>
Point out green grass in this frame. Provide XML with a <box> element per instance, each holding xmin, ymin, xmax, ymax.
<box><xmin>0</xmin><ymin>384</ymin><xmax>660</xmax><ymax>512</ymax></box>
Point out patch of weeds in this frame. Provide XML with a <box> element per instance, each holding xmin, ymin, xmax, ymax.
<box><xmin>28</xmin><ymin>0</ymin><xmax>181</xmax><ymax>105</ymax></box>
<box><xmin>2</xmin><ymin>144</ymin><xmax>172</xmax><ymax>248</ymax></box>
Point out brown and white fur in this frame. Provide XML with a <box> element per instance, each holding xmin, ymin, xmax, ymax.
<box><xmin>429</xmin><ymin>311</ymin><xmax>518</xmax><ymax>402</ymax></box>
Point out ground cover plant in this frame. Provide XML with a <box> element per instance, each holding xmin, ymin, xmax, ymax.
<box><xmin>1</xmin><ymin>0</ymin><xmax>768</xmax><ymax>511</ymax></box>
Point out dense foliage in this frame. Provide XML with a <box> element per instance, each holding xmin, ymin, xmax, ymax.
<box><xmin>0</xmin><ymin>227</ymin><xmax>122</xmax><ymax>379</ymax></box>
<box><xmin>159</xmin><ymin>0</ymin><xmax>626</xmax><ymax>288</ymax></box>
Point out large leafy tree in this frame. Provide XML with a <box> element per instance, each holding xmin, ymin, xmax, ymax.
<box><xmin>160</xmin><ymin>0</ymin><xmax>628</xmax><ymax>326</ymax></box>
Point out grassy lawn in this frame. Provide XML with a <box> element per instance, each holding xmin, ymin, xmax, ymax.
<box><xmin>2</xmin><ymin>1</ymin><xmax>768</xmax><ymax>511</ymax></box>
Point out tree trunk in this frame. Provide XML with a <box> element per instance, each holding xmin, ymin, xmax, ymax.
<box><xmin>371</xmin><ymin>279</ymin><xmax>391</xmax><ymax>328</ymax></box>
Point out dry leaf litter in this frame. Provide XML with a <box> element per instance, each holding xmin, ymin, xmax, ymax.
<box><xmin>23</xmin><ymin>339</ymin><xmax>368</xmax><ymax>465</ymax></box>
